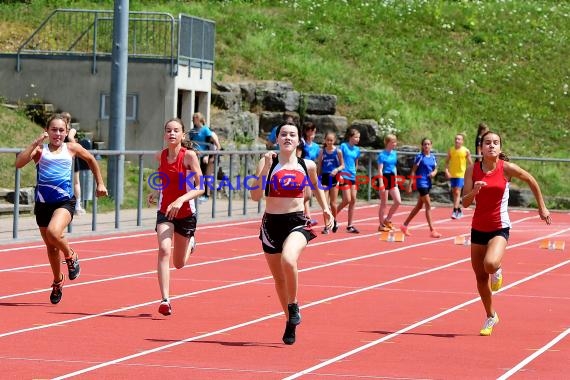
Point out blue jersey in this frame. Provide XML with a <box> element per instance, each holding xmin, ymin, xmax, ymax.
<box><xmin>377</xmin><ymin>150</ymin><xmax>398</xmax><ymax>174</ymax></box>
<box><xmin>302</xmin><ymin>141</ymin><xmax>320</xmax><ymax>161</ymax></box>
<box><xmin>321</xmin><ymin>147</ymin><xmax>340</xmax><ymax>174</ymax></box>
<box><xmin>340</xmin><ymin>142</ymin><xmax>360</xmax><ymax>181</ymax></box>
<box><xmin>414</xmin><ymin>153</ymin><xmax>437</xmax><ymax>188</ymax></box>
<box><xmin>188</xmin><ymin>125</ymin><xmax>213</xmax><ymax>151</ymax></box>
<box><xmin>36</xmin><ymin>143</ymin><xmax>73</xmax><ymax>203</ymax></box>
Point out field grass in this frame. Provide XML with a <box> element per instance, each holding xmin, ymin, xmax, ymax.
<box><xmin>1</xmin><ymin>0</ymin><xmax>568</xmax><ymax>205</ymax></box>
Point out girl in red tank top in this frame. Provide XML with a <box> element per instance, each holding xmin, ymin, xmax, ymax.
<box><xmin>147</xmin><ymin>118</ymin><xmax>204</xmax><ymax>317</ymax></box>
<box><xmin>462</xmin><ymin>131</ymin><xmax>551</xmax><ymax>336</ymax></box>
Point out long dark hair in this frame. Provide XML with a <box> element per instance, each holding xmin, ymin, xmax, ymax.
<box><xmin>164</xmin><ymin>118</ymin><xmax>196</xmax><ymax>151</ymax></box>
<box><xmin>480</xmin><ymin>131</ymin><xmax>509</xmax><ymax>161</ymax></box>
<box><xmin>275</xmin><ymin>122</ymin><xmax>301</xmax><ymax>139</ymax></box>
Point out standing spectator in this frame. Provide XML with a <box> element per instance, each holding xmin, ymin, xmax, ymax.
<box><xmin>147</xmin><ymin>118</ymin><xmax>203</xmax><ymax>316</ymax></box>
<box><xmin>377</xmin><ymin>134</ymin><xmax>402</xmax><ymax>232</ymax></box>
<box><xmin>15</xmin><ymin>114</ymin><xmax>107</xmax><ymax>304</ymax></box>
<box><xmin>445</xmin><ymin>133</ymin><xmax>473</xmax><ymax>219</ymax></box>
<box><xmin>301</xmin><ymin>122</ymin><xmax>320</xmax><ymax>226</ymax></box>
<box><xmin>317</xmin><ymin>131</ymin><xmax>343</xmax><ymax>234</ymax></box>
<box><xmin>337</xmin><ymin>128</ymin><xmax>361</xmax><ymax>233</ymax></box>
<box><xmin>250</xmin><ymin>123</ymin><xmax>333</xmax><ymax>345</ymax></box>
<box><xmin>188</xmin><ymin>112</ymin><xmax>221</xmax><ymax>202</ymax></box>
<box><xmin>475</xmin><ymin>123</ymin><xmax>489</xmax><ymax>162</ymax></box>
<box><xmin>399</xmin><ymin>138</ymin><xmax>442</xmax><ymax>238</ymax></box>
<box><xmin>462</xmin><ymin>130</ymin><xmax>551</xmax><ymax>335</ymax></box>
<box><xmin>61</xmin><ymin>112</ymin><xmax>85</xmax><ymax>215</ymax></box>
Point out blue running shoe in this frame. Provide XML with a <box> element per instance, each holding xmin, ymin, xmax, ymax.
<box><xmin>65</xmin><ymin>250</ymin><xmax>80</xmax><ymax>280</ymax></box>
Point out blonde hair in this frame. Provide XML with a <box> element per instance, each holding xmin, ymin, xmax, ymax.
<box><xmin>384</xmin><ymin>134</ymin><xmax>397</xmax><ymax>145</ymax></box>
<box><xmin>192</xmin><ymin>112</ymin><xmax>206</xmax><ymax>125</ymax></box>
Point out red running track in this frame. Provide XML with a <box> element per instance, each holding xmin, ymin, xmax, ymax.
<box><xmin>0</xmin><ymin>205</ymin><xmax>568</xmax><ymax>379</ymax></box>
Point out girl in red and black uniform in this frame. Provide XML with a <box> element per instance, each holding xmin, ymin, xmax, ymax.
<box><xmin>148</xmin><ymin>118</ymin><xmax>204</xmax><ymax>316</ymax></box>
<box><xmin>251</xmin><ymin>123</ymin><xmax>334</xmax><ymax>345</ymax></box>
<box><xmin>462</xmin><ymin>131</ymin><xmax>551</xmax><ymax>336</ymax></box>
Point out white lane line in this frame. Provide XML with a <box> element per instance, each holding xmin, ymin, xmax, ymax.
<box><xmin>283</xmin><ymin>258</ymin><xmax>570</xmax><ymax>380</ymax></box>
<box><xmin>0</xmin><ymin>218</ymin><xmax>261</xmax><ymax>253</ymax></box>
<box><xmin>0</xmin><ymin>232</ymin><xmax>456</xmax><ymax>338</ymax></box>
<box><xmin>0</xmin><ymin>214</ymin><xmax>540</xmax><ymax>301</ymax></box>
<box><xmin>52</xmin><ymin>244</ymin><xmax>569</xmax><ymax>379</ymax></box>
<box><xmin>496</xmin><ymin>327</ymin><xmax>570</xmax><ymax>380</ymax></box>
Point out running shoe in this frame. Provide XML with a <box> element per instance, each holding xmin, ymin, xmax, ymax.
<box><xmin>399</xmin><ymin>224</ymin><xmax>411</xmax><ymax>236</ymax></box>
<box><xmin>65</xmin><ymin>250</ymin><xmax>81</xmax><ymax>280</ymax></box>
<box><xmin>288</xmin><ymin>303</ymin><xmax>302</xmax><ymax>326</ymax></box>
<box><xmin>321</xmin><ymin>227</ymin><xmax>330</xmax><ymax>234</ymax></box>
<box><xmin>383</xmin><ymin>220</ymin><xmax>394</xmax><ymax>230</ymax></box>
<box><xmin>491</xmin><ymin>267</ymin><xmax>503</xmax><ymax>292</ymax></box>
<box><xmin>346</xmin><ymin>226</ymin><xmax>360</xmax><ymax>234</ymax></box>
<box><xmin>282</xmin><ymin>321</ymin><xmax>297</xmax><ymax>345</ymax></box>
<box><xmin>158</xmin><ymin>299</ymin><xmax>172</xmax><ymax>316</ymax></box>
<box><xmin>50</xmin><ymin>274</ymin><xmax>65</xmax><ymax>304</ymax></box>
<box><xmin>479</xmin><ymin>312</ymin><xmax>499</xmax><ymax>336</ymax></box>
<box><xmin>309</xmin><ymin>219</ymin><xmax>318</xmax><ymax>226</ymax></box>
<box><xmin>457</xmin><ymin>210</ymin><xmax>463</xmax><ymax>219</ymax></box>
<box><xmin>451</xmin><ymin>210</ymin><xmax>458</xmax><ymax>219</ymax></box>
<box><xmin>430</xmin><ymin>230</ymin><xmax>442</xmax><ymax>238</ymax></box>
<box><xmin>378</xmin><ymin>223</ymin><xmax>390</xmax><ymax>232</ymax></box>
<box><xmin>332</xmin><ymin>219</ymin><xmax>338</xmax><ymax>233</ymax></box>
<box><xmin>190</xmin><ymin>235</ymin><xmax>196</xmax><ymax>255</ymax></box>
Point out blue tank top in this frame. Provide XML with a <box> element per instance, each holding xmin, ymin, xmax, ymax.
<box><xmin>321</xmin><ymin>148</ymin><xmax>340</xmax><ymax>174</ymax></box>
<box><xmin>35</xmin><ymin>143</ymin><xmax>73</xmax><ymax>203</ymax></box>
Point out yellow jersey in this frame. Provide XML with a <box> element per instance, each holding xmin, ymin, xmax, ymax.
<box><xmin>448</xmin><ymin>146</ymin><xmax>468</xmax><ymax>178</ymax></box>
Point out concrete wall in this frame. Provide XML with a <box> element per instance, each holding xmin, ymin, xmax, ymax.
<box><xmin>0</xmin><ymin>55</ymin><xmax>212</xmax><ymax>154</ymax></box>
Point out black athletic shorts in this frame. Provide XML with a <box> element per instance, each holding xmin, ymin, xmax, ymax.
<box><xmin>34</xmin><ymin>197</ymin><xmax>76</xmax><ymax>227</ymax></box>
<box><xmin>471</xmin><ymin>227</ymin><xmax>510</xmax><ymax>245</ymax></box>
<box><xmin>156</xmin><ymin>211</ymin><xmax>197</xmax><ymax>238</ymax></box>
<box><xmin>320</xmin><ymin>173</ymin><xmax>338</xmax><ymax>189</ymax></box>
<box><xmin>259</xmin><ymin>211</ymin><xmax>317</xmax><ymax>254</ymax></box>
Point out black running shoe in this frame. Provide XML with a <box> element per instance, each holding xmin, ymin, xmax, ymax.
<box><xmin>65</xmin><ymin>250</ymin><xmax>80</xmax><ymax>280</ymax></box>
<box><xmin>50</xmin><ymin>274</ymin><xmax>65</xmax><ymax>304</ymax></box>
<box><xmin>332</xmin><ymin>219</ymin><xmax>338</xmax><ymax>233</ymax></box>
<box><xmin>288</xmin><ymin>303</ymin><xmax>301</xmax><ymax>325</ymax></box>
<box><xmin>282</xmin><ymin>321</ymin><xmax>297</xmax><ymax>345</ymax></box>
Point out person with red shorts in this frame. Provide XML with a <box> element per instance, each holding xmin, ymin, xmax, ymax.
<box><xmin>251</xmin><ymin>122</ymin><xmax>333</xmax><ymax>345</ymax></box>
<box><xmin>148</xmin><ymin>118</ymin><xmax>203</xmax><ymax>316</ymax></box>
<box><xmin>462</xmin><ymin>130</ymin><xmax>551</xmax><ymax>336</ymax></box>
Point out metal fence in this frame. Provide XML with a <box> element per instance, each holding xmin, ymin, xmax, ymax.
<box><xmin>15</xmin><ymin>9</ymin><xmax>215</xmax><ymax>75</ymax></box>
<box><xmin>1</xmin><ymin>148</ymin><xmax>569</xmax><ymax>240</ymax></box>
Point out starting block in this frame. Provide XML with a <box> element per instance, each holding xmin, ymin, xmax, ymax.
<box><xmin>454</xmin><ymin>235</ymin><xmax>471</xmax><ymax>246</ymax></box>
<box><xmin>539</xmin><ymin>240</ymin><xmax>565</xmax><ymax>251</ymax></box>
<box><xmin>379</xmin><ymin>231</ymin><xmax>405</xmax><ymax>242</ymax></box>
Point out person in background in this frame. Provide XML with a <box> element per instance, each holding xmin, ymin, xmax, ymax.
<box><xmin>475</xmin><ymin>122</ymin><xmax>489</xmax><ymax>162</ymax></box>
<box><xmin>336</xmin><ymin>128</ymin><xmax>361</xmax><ymax>233</ymax></box>
<box><xmin>462</xmin><ymin>130</ymin><xmax>551</xmax><ymax>336</ymax></box>
<box><xmin>251</xmin><ymin>122</ymin><xmax>333</xmax><ymax>345</ymax></box>
<box><xmin>377</xmin><ymin>134</ymin><xmax>402</xmax><ymax>232</ymax></box>
<box><xmin>15</xmin><ymin>113</ymin><xmax>107</xmax><ymax>304</ymax></box>
<box><xmin>61</xmin><ymin>112</ymin><xmax>86</xmax><ymax>215</ymax></box>
<box><xmin>188</xmin><ymin>112</ymin><xmax>221</xmax><ymax>202</ymax></box>
<box><xmin>316</xmin><ymin>131</ymin><xmax>343</xmax><ymax>234</ymax></box>
<box><xmin>445</xmin><ymin>133</ymin><xmax>473</xmax><ymax>219</ymax></box>
<box><xmin>147</xmin><ymin>118</ymin><xmax>203</xmax><ymax>316</ymax></box>
<box><xmin>399</xmin><ymin>137</ymin><xmax>442</xmax><ymax>238</ymax></box>
<box><xmin>301</xmin><ymin>122</ymin><xmax>320</xmax><ymax>226</ymax></box>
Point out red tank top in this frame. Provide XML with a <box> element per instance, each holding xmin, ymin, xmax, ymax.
<box><xmin>471</xmin><ymin>159</ymin><xmax>511</xmax><ymax>232</ymax></box>
<box><xmin>267</xmin><ymin>162</ymin><xmax>307</xmax><ymax>198</ymax></box>
<box><xmin>158</xmin><ymin>147</ymin><xmax>194</xmax><ymax>218</ymax></box>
